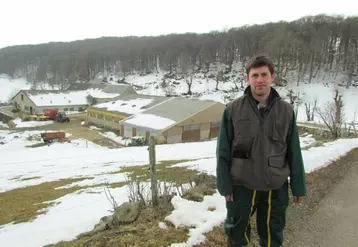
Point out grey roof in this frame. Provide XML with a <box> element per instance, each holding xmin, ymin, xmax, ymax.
<box><xmin>91</xmin><ymin>94</ymin><xmax>171</xmax><ymax>115</ymax></box>
<box><xmin>66</xmin><ymin>83</ymin><xmax>106</xmax><ymax>91</ymax></box>
<box><xmin>113</xmin><ymin>93</ymin><xmax>169</xmax><ymax>103</ymax></box>
<box><xmin>102</xmin><ymin>84</ymin><xmax>132</xmax><ymax>94</ymax></box>
<box><xmin>141</xmin><ymin>97</ymin><xmax>217</xmax><ymax>122</ymax></box>
<box><xmin>66</xmin><ymin>82</ymin><xmax>134</xmax><ymax>94</ymax></box>
<box><xmin>21</xmin><ymin>89</ymin><xmax>69</xmax><ymax>95</ymax></box>
<box><xmin>87</xmin><ymin>79</ymin><xmax>104</xmax><ymax>84</ymax></box>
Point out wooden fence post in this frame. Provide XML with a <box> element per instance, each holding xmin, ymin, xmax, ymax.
<box><xmin>148</xmin><ymin>136</ymin><xmax>158</xmax><ymax>206</ymax></box>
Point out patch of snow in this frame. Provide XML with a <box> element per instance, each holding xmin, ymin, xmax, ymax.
<box><xmin>12</xmin><ymin>118</ymin><xmax>53</xmax><ymax>128</ymax></box>
<box><xmin>93</xmin><ymin>98</ymin><xmax>154</xmax><ymax>115</ymax></box>
<box><xmin>99</xmin><ymin>131</ymin><xmax>130</xmax><ymax>145</ymax></box>
<box><xmin>0</xmin><ymin>186</ymin><xmax>130</xmax><ymax>247</ymax></box>
<box><xmin>299</xmin><ymin>133</ymin><xmax>316</xmax><ymax>148</ymax></box>
<box><xmin>64</xmin><ymin>111</ymin><xmax>83</xmax><ymax>115</ymax></box>
<box><xmin>167</xmin><ymin>193</ymin><xmax>226</xmax><ymax>247</ymax></box>
<box><xmin>28</xmin><ymin>89</ymin><xmax>119</xmax><ymax>107</ymax></box>
<box><xmin>89</xmin><ymin>125</ymin><xmax>102</xmax><ymax>131</ymax></box>
<box><xmin>0</xmin><ymin>121</ymin><xmax>8</xmax><ymax>128</ymax></box>
<box><xmin>124</xmin><ymin>114</ymin><xmax>176</xmax><ymax>130</ymax></box>
<box><xmin>158</xmin><ymin>222</ymin><xmax>168</xmax><ymax>230</ymax></box>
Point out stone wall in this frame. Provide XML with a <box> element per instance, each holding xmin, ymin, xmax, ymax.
<box><xmin>298</xmin><ymin>124</ymin><xmax>357</xmax><ymax>140</ymax></box>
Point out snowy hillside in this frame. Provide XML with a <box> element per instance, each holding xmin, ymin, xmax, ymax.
<box><xmin>1</xmin><ymin>62</ymin><xmax>358</xmax><ymax>126</ymax></box>
<box><xmin>123</xmin><ymin>62</ymin><xmax>358</xmax><ymax>125</ymax></box>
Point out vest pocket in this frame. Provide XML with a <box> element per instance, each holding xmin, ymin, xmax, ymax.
<box><xmin>272</xmin><ymin>122</ymin><xmax>285</xmax><ymax>142</ymax></box>
<box><xmin>268</xmin><ymin>152</ymin><xmax>286</xmax><ymax>168</ymax></box>
<box><xmin>231</xmin><ymin>158</ymin><xmax>253</xmax><ymax>182</ymax></box>
<box><xmin>268</xmin><ymin>150</ymin><xmax>290</xmax><ymax>185</ymax></box>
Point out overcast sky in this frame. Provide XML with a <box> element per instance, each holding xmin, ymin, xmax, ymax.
<box><xmin>1</xmin><ymin>0</ymin><xmax>357</xmax><ymax>49</ymax></box>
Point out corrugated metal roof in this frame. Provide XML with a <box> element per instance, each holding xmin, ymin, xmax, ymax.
<box><xmin>140</xmin><ymin>97</ymin><xmax>217</xmax><ymax>122</ymax></box>
<box><xmin>22</xmin><ymin>89</ymin><xmax>68</xmax><ymax>95</ymax></box>
<box><xmin>66</xmin><ymin>83</ymin><xmax>134</xmax><ymax>95</ymax></box>
<box><xmin>66</xmin><ymin>83</ymin><xmax>106</xmax><ymax>91</ymax></box>
<box><xmin>103</xmin><ymin>84</ymin><xmax>132</xmax><ymax>94</ymax></box>
<box><xmin>91</xmin><ymin>94</ymin><xmax>171</xmax><ymax>115</ymax></box>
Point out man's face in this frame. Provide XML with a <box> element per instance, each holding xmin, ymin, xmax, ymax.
<box><xmin>246</xmin><ymin>66</ymin><xmax>274</xmax><ymax>97</ymax></box>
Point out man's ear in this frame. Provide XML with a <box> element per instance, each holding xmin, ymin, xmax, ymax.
<box><xmin>271</xmin><ymin>73</ymin><xmax>275</xmax><ymax>82</ymax></box>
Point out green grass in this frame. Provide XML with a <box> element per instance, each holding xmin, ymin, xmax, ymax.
<box><xmin>0</xmin><ymin>178</ymin><xmax>90</xmax><ymax>225</ymax></box>
<box><xmin>0</xmin><ymin>159</ymin><xmax>199</xmax><ymax>226</ymax></box>
<box><xmin>118</xmin><ymin>159</ymin><xmax>198</xmax><ymax>186</ymax></box>
<box><xmin>46</xmin><ymin>206</ymin><xmax>189</xmax><ymax>247</ymax></box>
<box><xmin>1</xmin><ymin>158</ymin><xmax>205</xmax><ymax>247</ymax></box>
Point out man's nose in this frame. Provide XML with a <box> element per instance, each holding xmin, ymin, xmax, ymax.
<box><xmin>257</xmin><ymin>75</ymin><xmax>264</xmax><ymax>82</ymax></box>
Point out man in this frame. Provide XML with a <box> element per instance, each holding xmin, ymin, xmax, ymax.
<box><xmin>216</xmin><ymin>54</ymin><xmax>306</xmax><ymax>247</ymax></box>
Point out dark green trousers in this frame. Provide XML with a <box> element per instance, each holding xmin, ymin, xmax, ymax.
<box><xmin>224</xmin><ymin>181</ymin><xmax>289</xmax><ymax>247</ymax></box>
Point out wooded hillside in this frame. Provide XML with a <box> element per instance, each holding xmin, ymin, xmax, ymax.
<box><xmin>0</xmin><ymin>14</ymin><xmax>357</xmax><ymax>89</ymax></box>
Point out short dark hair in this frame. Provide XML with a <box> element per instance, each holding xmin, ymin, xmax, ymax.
<box><xmin>245</xmin><ymin>54</ymin><xmax>275</xmax><ymax>75</ymax></box>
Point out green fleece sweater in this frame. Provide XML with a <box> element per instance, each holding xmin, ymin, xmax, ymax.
<box><xmin>216</xmin><ymin>107</ymin><xmax>307</xmax><ymax>197</ymax></box>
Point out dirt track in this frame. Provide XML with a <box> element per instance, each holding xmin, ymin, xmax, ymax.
<box><xmin>286</xmin><ymin>149</ymin><xmax>358</xmax><ymax>247</ymax></box>
<box><xmin>6</xmin><ymin>113</ymin><xmax>123</xmax><ymax>148</ymax></box>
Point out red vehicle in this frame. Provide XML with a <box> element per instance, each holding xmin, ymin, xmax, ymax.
<box><xmin>41</xmin><ymin>132</ymin><xmax>70</xmax><ymax>143</ymax></box>
<box><xmin>43</xmin><ymin>109</ymin><xmax>70</xmax><ymax>122</ymax></box>
<box><xmin>43</xmin><ymin>109</ymin><xmax>59</xmax><ymax>120</ymax></box>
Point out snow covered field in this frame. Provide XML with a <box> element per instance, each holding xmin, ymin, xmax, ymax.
<box><xmin>0</xmin><ymin>129</ymin><xmax>358</xmax><ymax>247</ymax></box>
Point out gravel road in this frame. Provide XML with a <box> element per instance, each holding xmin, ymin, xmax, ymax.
<box><xmin>284</xmin><ymin>148</ymin><xmax>358</xmax><ymax>247</ymax></box>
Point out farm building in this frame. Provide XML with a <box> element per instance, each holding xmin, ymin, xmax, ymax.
<box><xmin>11</xmin><ymin>89</ymin><xmax>121</xmax><ymax>115</ymax></box>
<box><xmin>87</xmin><ymin>94</ymin><xmax>225</xmax><ymax>144</ymax></box>
<box><xmin>67</xmin><ymin>82</ymin><xmax>136</xmax><ymax>95</ymax></box>
<box><xmin>66</xmin><ymin>82</ymin><xmax>107</xmax><ymax>91</ymax></box>
<box><xmin>86</xmin><ymin>94</ymin><xmax>171</xmax><ymax>132</ymax></box>
<box><xmin>122</xmin><ymin>98</ymin><xmax>225</xmax><ymax>143</ymax></box>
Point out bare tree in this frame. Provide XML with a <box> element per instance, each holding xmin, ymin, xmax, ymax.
<box><xmin>215</xmin><ymin>70</ymin><xmax>224</xmax><ymax>90</ymax></box>
<box><xmin>287</xmin><ymin>89</ymin><xmax>302</xmax><ymax>119</ymax></box>
<box><xmin>185</xmin><ymin>74</ymin><xmax>193</xmax><ymax>95</ymax></box>
<box><xmin>316</xmin><ymin>89</ymin><xmax>345</xmax><ymax>139</ymax></box>
<box><xmin>304</xmin><ymin>100</ymin><xmax>317</xmax><ymax>121</ymax></box>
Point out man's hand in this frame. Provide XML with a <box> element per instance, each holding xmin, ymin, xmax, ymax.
<box><xmin>225</xmin><ymin>194</ymin><xmax>233</xmax><ymax>202</ymax></box>
<box><xmin>292</xmin><ymin>196</ymin><xmax>304</xmax><ymax>204</ymax></box>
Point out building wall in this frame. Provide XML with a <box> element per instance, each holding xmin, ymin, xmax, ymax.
<box><xmin>36</xmin><ymin>105</ymin><xmax>87</xmax><ymax>114</ymax></box>
<box><xmin>122</xmin><ymin>123</ymin><xmax>161</xmax><ymax>138</ymax></box>
<box><xmin>178</xmin><ymin>102</ymin><xmax>225</xmax><ymax>126</ymax></box>
<box><xmin>200</xmin><ymin>122</ymin><xmax>211</xmax><ymax>140</ymax></box>
<box><xmin>12</xmin><ymin>91</ymin><xmax>88</xmax><ymax>115</ymax></box>
<box><xmin>86</xmin><ymin>107</ymin><xmax>129</xmax><ymax>134</ymax></box>
<box><xmin>165</xmin><ymin>126</ymin><xmax>182</xmax><ymax>143</ymax></box>
<box><xmin>86</xmin><ymin>116</ymin><xmax>122</xmax><ymax>133</ymax></box>
<box><xmin>94</xmin><ymin>97</ymin><xmax>116</xmax><ymax>104</ymax></box>
<box><xmin>163</xmin><ymin>102</ymin><xmax>225</xmax><ymax>143</ymax></box>
<box><xmin>11</xmin><ymin>91</ymin><xmax>36</xmax><ymax>114</ymax></box>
